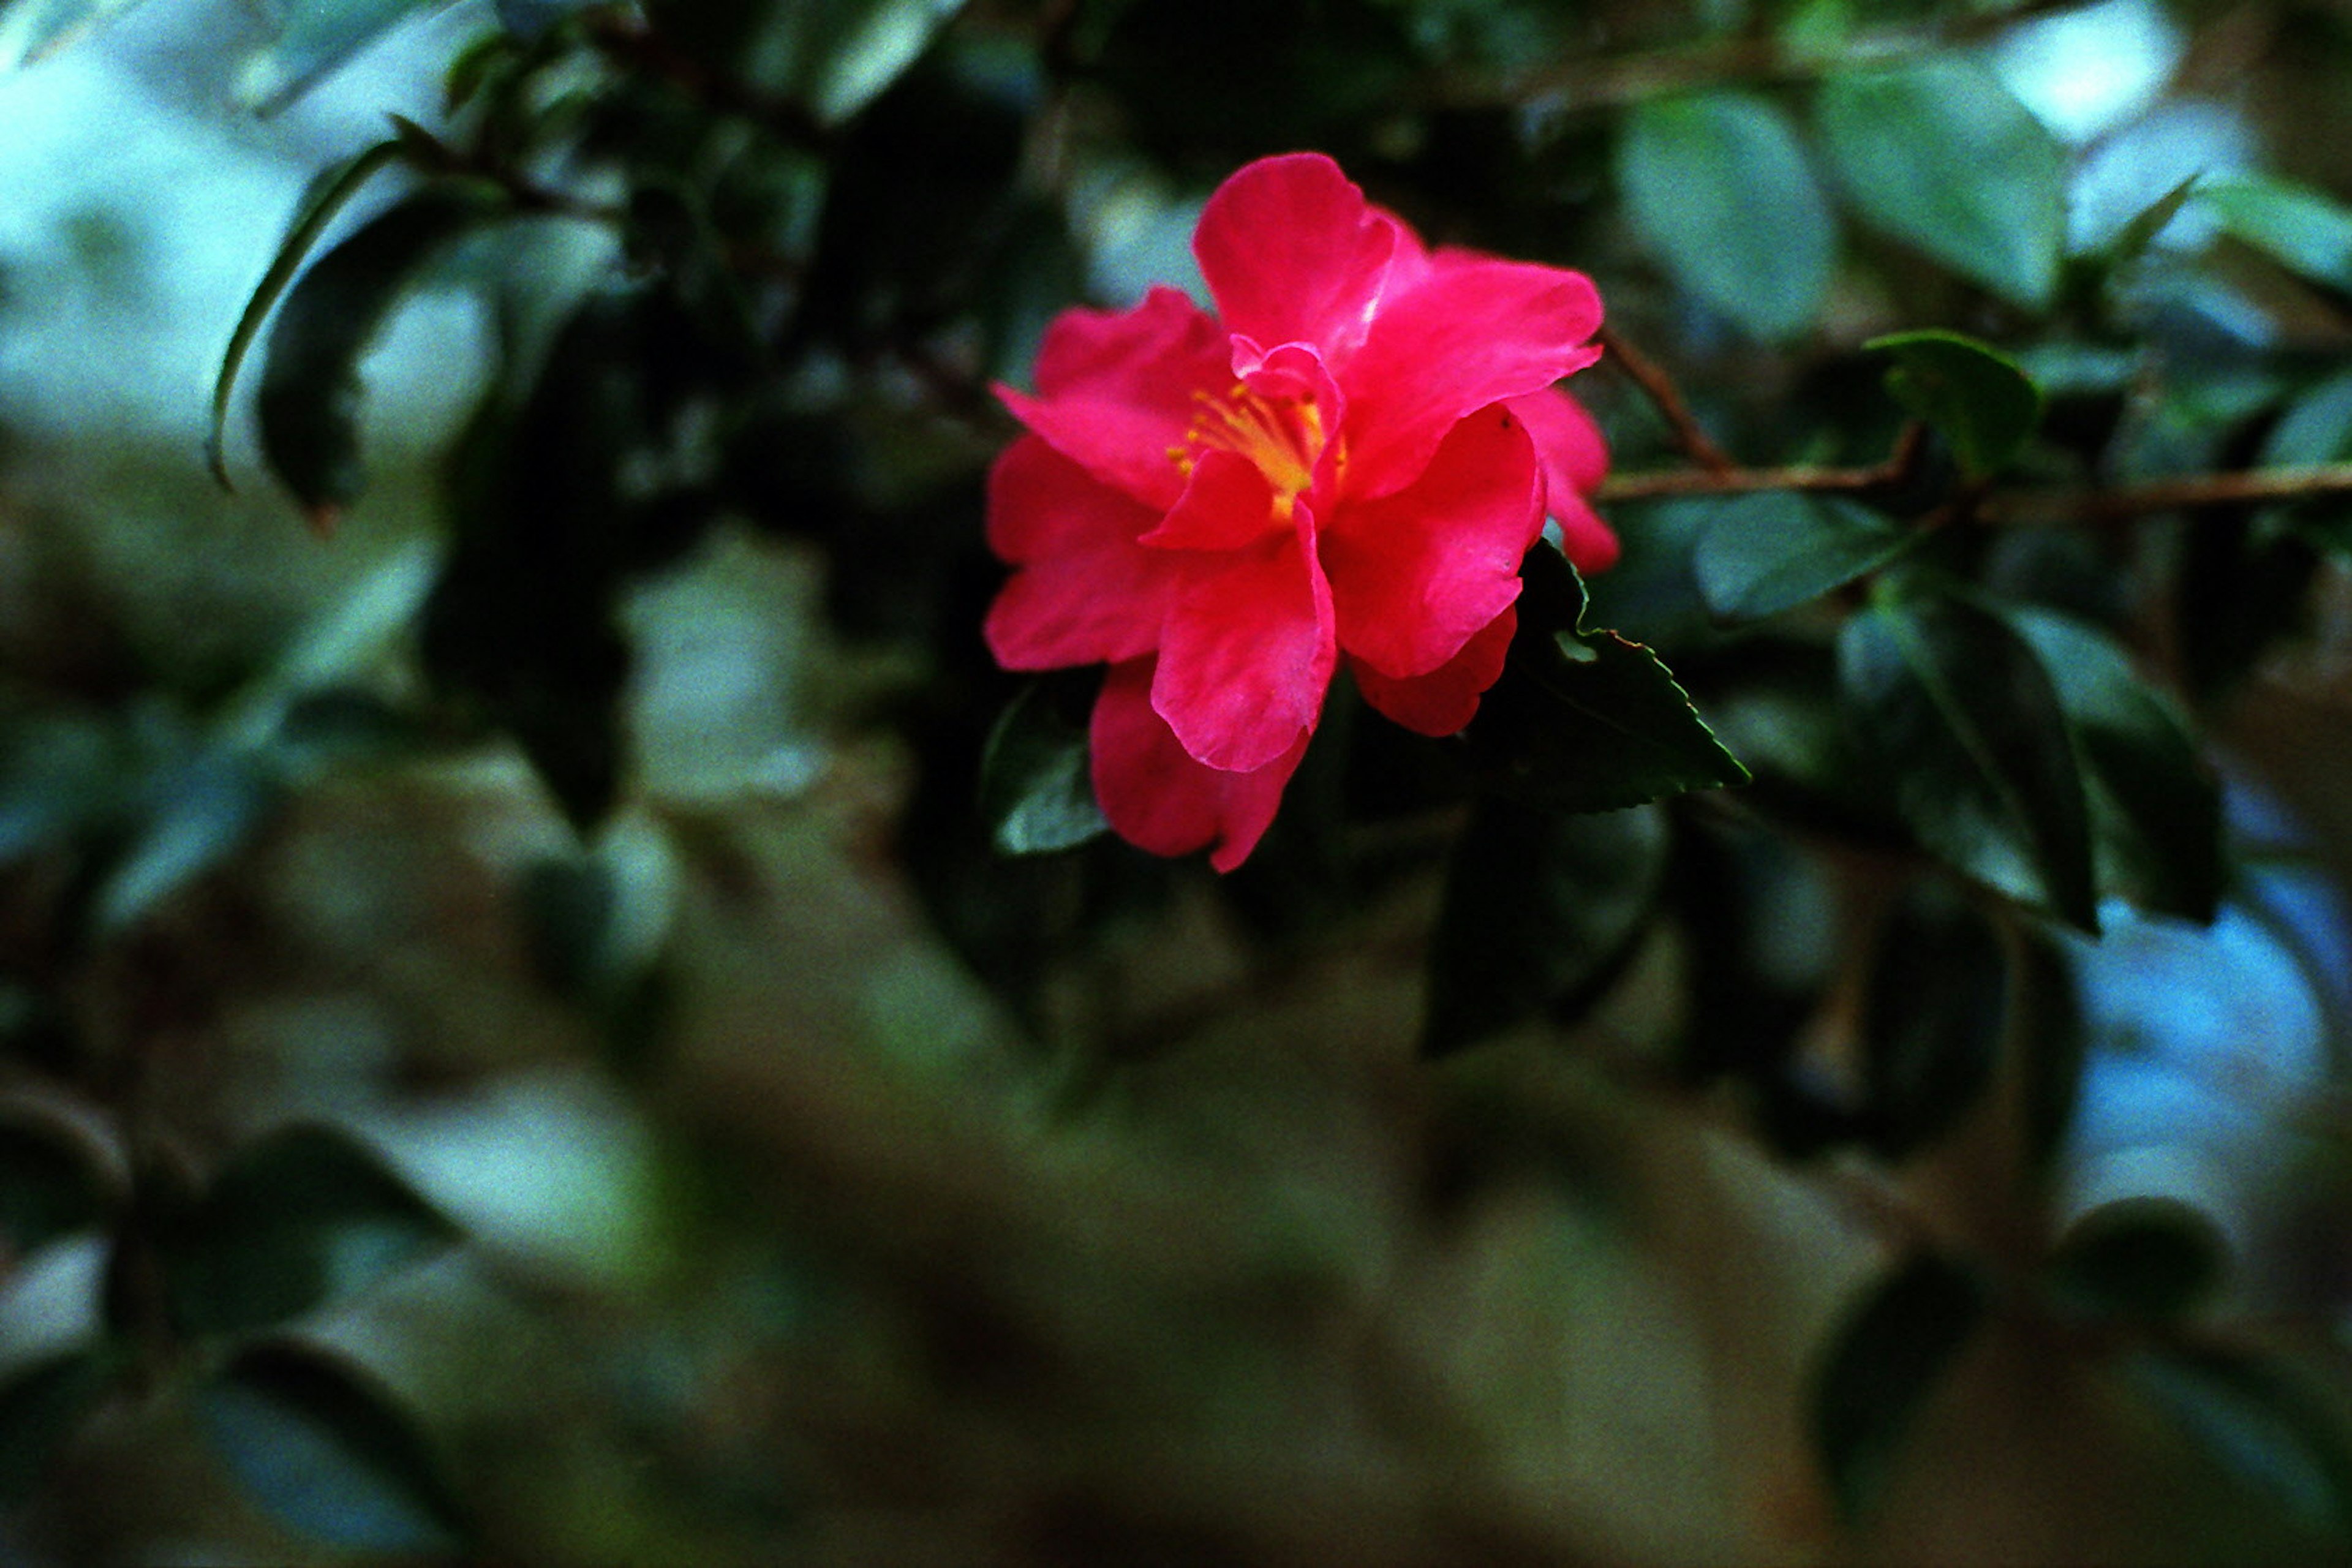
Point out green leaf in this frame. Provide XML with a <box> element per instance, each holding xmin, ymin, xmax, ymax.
<box><xmin>2125</xmin><ymin>1347</ymin><xmax>2352</xmax><ymax>1537</ymax></box>
<box><xmin>2008</xmin><ymin>921</ymin><xmax>2086</xmax><ymax>1175</ymax></box>
<box><xmin>2173</xmin><ymin>510</ymin><xmax>2320</xmax><ymax>704</ymax></box>
<box><xmin>206</xmin><ymin>134</ymin><xmax>409</xmax><ymax>491</ymax></box>
<box><xmin>1866</xmin><ymin>330</ymin><xmax>2044</xmax><ymax>478</ymax></box>
<box><xmin>2204</xmin><ymin>175</ymin><xmax>2352</xmax><ymax>292</ymax></box>
<box><xmin>1422</xmin><ymin>800</ymin><xmax>1668</xmax><ymax>1057</ymax></box>
<box><xmin>2103</xmin><ymin>172</ymin><xmax>2205</xmax><ymax>269</ymax></box>
<box><xmin>1816</xmin><ymin>58</ymin><xmax>2065</xmax><ymax>309</ymax></box>
<box><xmin>2257</xmin><ymin>369</ymin><xmax>2352</xmax><ymax>554</ymax></box>
<box><xmin>198</xmin><ymin>1340</ymin><xmax>466</xmax><ymax>1555</ymax></box>
<box><xmin>979</xmin><ymin>679</ymin><xmax>1107</xmax><ymax>857</ymax></box>
<box><xmin>1812</xmin><ymin>1253</ymin><xmax>1986</xmax><ymax>1521</ymax></box>
<box><xmin>0</xmin><ymin>1348</ymin><xmax>118</xmax><ymax>1501</ymax></box>
<box><xmin>1692</xmin><ymin>491</ymin><xmax>1920</xmax><ymax>621</ymax></box>
<box><xmin>2007</xmin><ymin>608</ymin><xmax>2222</xmax><ymax>923</ymax></box>
<box><xmin>1858</xmin><ymin>887</ymin><xmax>2005</xmax><ymax>1159</ymax></box>
<box><xmin>0</xmin><ymin>0</ymin><xmax>150</xmax><ymax>69</ymax></box>
<box><xmin>1838</xmin><ymin>591</ymin><xmax>2098</xmax><ymax>931</ymax></box>
<box><xmin>164</xmin><ymin>1124</ymin><xmax>458</xmax><ymax>1338</ymax></box>
<box><xmin>255</xmin><ymin>179</ymin><xmax>505</xmax><ymax>528</ymax></box>
<box><xmin>1618</xmin><ymin>89</ymin><xmax>1836</xmax><ymax>341</ymax></box>
<box><xmin>2050</xmin><ymin>1197</ymin><xmax>2226</xmax><ymax>1320</ymax></box>
<box><xmin>1466</xmin><ymin>546</ymin><xmax>1749</xmax><ymax>813</ymax></box>
<box><xmin>0</xmin><ymin>1112</ymin><xmax>113</xmax><ymax>1256</ymax></box>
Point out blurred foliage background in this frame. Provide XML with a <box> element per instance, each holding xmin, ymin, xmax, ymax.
<box><xmin>6</xmin><ymin>0</ymin><xmax>2352</xmax><ymax>1562</ymax></box>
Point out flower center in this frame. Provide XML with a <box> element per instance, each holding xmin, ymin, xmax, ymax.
<box><xmin>1171</xmin><ymin>382</ymin><xmax>1325</xmax><ymax>499</ymax></box>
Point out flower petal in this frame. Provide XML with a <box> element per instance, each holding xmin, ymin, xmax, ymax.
<box><xmin>1092</xmin><ymin>656</ymin><xmax>1306</xmax><ymax>872</ymax></box>
<box><xmin>1507</xmin><ymin>385</ymin><xmax>1609</xmax><ymax>497</ymax></box>
<box><xmin>1152</xmin><ymin>508</ymin><xmax>1335</xmax><ymax>772</ymax></box>
<box><xmin>1140</xmin><ymin>448</ymin><xmax>1280</xmax><ymax>552</ymax></box>
<box><xmin>997</xmin><ymin>285</ymin><xmax>1230</xmax><ymax>511</ymax></box>
<box><xmin>982</xmin><ymin>436</ymin><xmax>1177</xmax><ymax>669</ymax></box>
<box><xmin>1322</xmin><ymin>402</ymin><xmax>1545</xmax><ymax>680</ymax></box>
<box><xmin>1349</xmin><ymin>606</ymin><xmax>1517</xmax><ymax>737</ymax></box>
<box><xmin>1194</xmin><ymin>153</ymin><xmax>1400</xmax><ymax>366</ymax></box>
<box><xmin>1507</xmin><ymin>385</ymin><xmax>1618</xmax><ymax>572</ymax></box>
<box><xmin>1342</xmin><ymin>253</ymin><xmax>1604</xmax><ymax>499</ymax></box>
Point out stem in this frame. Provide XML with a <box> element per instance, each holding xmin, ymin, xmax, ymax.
<box><xmin>1990</xmin><ymin>464</ymin><xmax>2352</xmax><ymax>524</ymax></box>
<box><xmin>1600</xmin><ymin>421</ymin><xmax>1923</xmax><ymax>503</ymax></box>
<box><xmin>1597</xmin><ymin>325</ymin><xmax>1737</xmax><ymax>475</ymax></box>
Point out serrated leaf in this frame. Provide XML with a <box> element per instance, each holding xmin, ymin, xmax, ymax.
<box><xmin>1812</xmin><ymin>1253</ymin><xmax>1986</xmax><ymax>1521</ymax></box>
<box><xmin>1838</xmin><ymin>592</ymin><xmax>2097</xmax><ymax>930</ymax></box>
<box><xmin>1422</xmin><ymin>800</ymin><xmax>1668</xmax><ymax>1057</ymax></box>
<box><xmin>255</xmin><ymin>180</ymin><xmax>504</xmax><ymax>529</ymax></box>
<box><xmin>0</xmin><ymin>1348</ymin><xmax>118</xmax><ymax>1501</ymax></box>
<box><xmin>2126</xmin><ymin>1347</ymin><xmax>2352</xmax><ymax>1537</ymax></box>
<box><xmin>207</xmin><ymin>134</ymin><xmax>409</xmax><ymax>491</ymax></box>
<box><xmin>2007</xmin><ymin>608</ymin><xmax>2222</xmax><ymax>922</ymax></box>
<box><xmin>2051</xmin><ymin>1197</ymin><xmax>2226</xmax><ymax>1319</ymax></box>
<box><xmin>1466</xmin><ymin>547</ymin><xmax>1749</xmax><ymax>813</ymax></box>
<box><xmin>1858</xmin><ymin>887</ymin><xmax>2004</xmax><ymax>1159</ymax></box>
<box><xmin>1619</xmin><ymin>89</ymin><xmax>1835</xmax><ymax>341</ymax></box>
<box><xmin>1817</xmin><ymin>58</ymin><xmax>2065</xmax><ymax>308</ymax></box>
<box><xmin>198</xmin><ymin>1341</ymin><xmax>466</xmax><ymax>1554</ymax></box>
<box><xmin>2204</xmin><ymin>175</ymin><xmax>2352</xmax><ymax>292</ymax></box>
<box><xmin>164</xmin><ymin>1124</ymin><xmax>458</xmax><ymax>1338</ymax></box>
<box><xmin>979</xmin><ymin>679</ymin><xmax>1106</xmax><ymax>856</ymax></box>
<box><xmin>1694</xmin><ymin>491</ymin><xmax>1920</xmax><ymax>621</ymax></box>
<box><xmin>0</xmin><ymin>1113</ymin><xmax>113</xmax><ymax>1256</ymax></box>
<box><xmin>1866</xmin><ymin>330</ymin><xmax>2044</xmax><ymax>478</ymax></box>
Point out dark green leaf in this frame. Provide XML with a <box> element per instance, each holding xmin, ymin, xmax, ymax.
<box><xmin>0</xmin><ymin>1348</ymin><xmax>118</xmax><ymax>1501</ymax></box>
<box><xmin>2051</xmin><ymin>1197</ymin><xmax>2226</xmax><ymax>1319</ymax></box>
<box><xmin>206</xmin><ymin>134</ymin><xmax>409</xmax><ymax>491</ymax></box>
<box><xmin>1422</xmin><ymin>800</ymin><xmax>1668</xmax><ymax>1057</ymax></box>
<box><xmin>164</xmin><ymin>1124</ymin><xmax>458</xmax><ymax>1338</ymax></box>
<box><xmin>979</xmin><ymin>680</ymin><xmax>1107</xmax><ymax>857</ymax></box>
<box><xmin>1837</xmin><ymin>591</ymin><xmax>2097</xmax><ymax>930</ymax></box>
<box><xmin>2204</xmin><ymin>175</ymin><xmax>2352</xmax><ymax>292</ymax></box>
<box><xmin>2126</xmin><ymin>1346</ymin><xmax>2352</xmax><ymax>1537</ymax></box>
<box><xmin>2173</xmin><ymin>509</ymin><xmax>2320</xmax><ymax>704</ymax></box>
<box><xmin>2007</xmin><ymin>608</ymin><xmax>2222</xmax><ymax>922</ymax></box>
<box><xmin>1466</xmin><ymin>546</ymin><xmax>1749</xmax><ymax>813</ymax></box>
<box><xmin>198</xmin><ymin>1340</ymin><xmax>466</xmax><ymax>1554</ymax></box>
<box><xmin>0</xmin><ymin>1112</ymin><xmax>113</xmax><ymax>1256</ymax></box>
<box><xmin>1812</xmin><ymin>1253</ymin><xmax>1985</xmax><ymax>1521</ymax></box>
<box><xmin>1692</xmin><ymin>491</ymin><xmax>1920</xmax><ymax>621</ymax></box>
<box><xmin>2008</xmin><ymin>922</ymin><xmax>2086</xmax><ymax>1175</ymax></box>
<box><xmin>1618</xmin><ymin>89</ymin><xmax>1835</xmax><ymax>341</ymax></box>
<box><xmin>1816</xmin><ymin>59</ymin><xmax>2065</xmax><ymax>308</ymax></box>
<box><xmin>1866</xmin><ymin>330</ymin><xmax>2044</xmax><ymax>478</ymax></box>
<box><xmin>256</xmin><ymin>180</ymin><xmax>505</xmax><ymax>527</ymax></box>
<box><xmin>1858</xmin><ymin>886</ymin><xmax>2004</xmax><ymax>1159</ymax></box>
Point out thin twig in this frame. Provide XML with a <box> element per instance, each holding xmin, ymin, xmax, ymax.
<box><xmin>1598</xmin><ymin>325</ymin><xmax>1737</xmax><ymax>475</ymax></box>
<box><xmin>1600</xmin><ymin>420</ymin><xmax>1923</xmax><ymax>503</ymax></box>
<box><xmin>1991</xmin><ymin>464</ymin><xmax>2352</xmax><ymax>524</ymax></box>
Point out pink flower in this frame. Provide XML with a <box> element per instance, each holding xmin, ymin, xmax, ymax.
<box><xmin>984</xmin><ymin>153</ymin><xmax>1613</xmax><ymax>870</ymax></box>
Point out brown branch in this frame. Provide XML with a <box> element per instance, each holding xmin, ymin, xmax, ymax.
<box><xmin>1599</xmin><ymin>421</ymin><xmax>1923</xmax><ymax>503</ymax></box>
<box><xmin>1990</xmin><ymin>464</ymin><xmax>2352</xmax><ymax>524</ymax></box>
<box><xmin>1597</xmin><ymin>325</ymin><xmax>1737</xmax><ymax>476</ymax></box>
